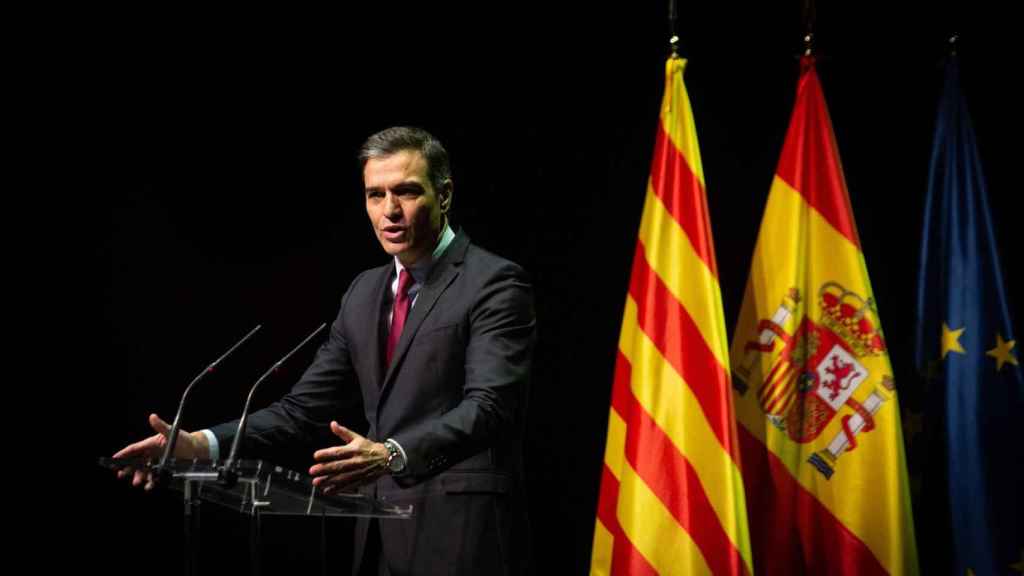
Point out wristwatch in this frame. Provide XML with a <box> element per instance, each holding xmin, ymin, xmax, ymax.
<box><xmin>383</xmin><ymin>439</ymin><xmax>406</xmax><ymax>475</ymax></box>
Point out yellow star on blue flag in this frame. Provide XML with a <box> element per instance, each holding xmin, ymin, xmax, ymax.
<box><xmin>942</xmin><ymin>322</ymin><xmax>967</xmax><ymax>358</ymax></box>
<box><xmin>986</xmin><ymin>333</ymin><xmax>1018</xmax><ymax>371</ymax></box>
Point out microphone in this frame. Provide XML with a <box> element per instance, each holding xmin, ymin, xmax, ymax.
<box><xmin>219</xmin><ymin>322</ymin><xmax>328</xmax><ymax>487</ymax></box>
<box><xmin>152</xmin><ymin>325</ymin><xmax>262</xmax><ymax>483</ymax></box>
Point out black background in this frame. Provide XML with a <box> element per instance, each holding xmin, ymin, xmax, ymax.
<box><xmin>51</xmin><ymin>2</ymin><xmax>1020</xmax><ymax>574</ymax></box>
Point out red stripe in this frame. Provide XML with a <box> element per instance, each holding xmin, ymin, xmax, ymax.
<box><xmin>737</xmin><ymin>425</ymin><xmax>888</xmax><ymax>575</ymax></box>
<box><xmin>775</xmin><ymin>60</ymin><xmax>861</xmax><ymax>248</ymax></box>
<box><xmin>597</xmin><ymin>465</ymin><xmax>658</xmax><ymax>575</ymax></box>
<box><xmin>629</xmin><ymin>241</ymin><xmax>739</xmax><ymax>462</ymax></box>
<box><xmin>594</xmin><ymin>358</ymin><xmax>658</xmax><ymax>575</ymax></box>
<box><xmin>614</xmin><ymin>352</ymin><xmax>749</xmax><ymax>576</ymax></box>
<box><xmin>650</xmin><ymin>121</ymin><xmax>719</xmax><ymax>277</ymax></box>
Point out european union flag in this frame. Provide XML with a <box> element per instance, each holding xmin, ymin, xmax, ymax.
<box><xmin>914</xmin><ymin>56</ymin><xmax>1024</xmax><ymax>575</ymax></box>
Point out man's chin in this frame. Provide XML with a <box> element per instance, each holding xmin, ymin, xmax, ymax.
<box><xmin>381</xmin><ymin>244</ymin><xmax>420</xmax><ymax>264</ymax></box>
<box><xmin>379</xmin><ymin>240</ymin><xmax>408</xmax><ymax>255</ymax></box>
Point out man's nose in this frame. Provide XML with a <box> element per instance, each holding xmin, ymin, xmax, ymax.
<box><xmin>384</xmin><ymin>192</ymin><xmax>402</xmax><ymax>217</ymax></box>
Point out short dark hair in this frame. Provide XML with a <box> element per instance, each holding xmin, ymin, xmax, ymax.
<box><xmin>358</xmin><ymin>126</ymin><xmax>451</xmax><ymax>193</ymax></box>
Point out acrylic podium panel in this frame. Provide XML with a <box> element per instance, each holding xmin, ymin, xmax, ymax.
<box><xmin>98</xmin><ymin>457</ymin><xmax>413</xmax><ymax>519</ymax></box>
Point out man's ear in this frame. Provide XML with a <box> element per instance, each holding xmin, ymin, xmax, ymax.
<box><xmin>439</xmin><ymin>179</ymin><xmax>453</xmax><ymax>214</ymax></box>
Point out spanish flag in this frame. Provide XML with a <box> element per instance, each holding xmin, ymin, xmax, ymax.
<box><xmin>729</xmin><ymin>56</ymin><xmax>919</xmax><ymax>575</ymax></box>
<box><xmin>592</xmin><ymin>56</ymin><xmax>753</xmax><ymax>575</ymax></box>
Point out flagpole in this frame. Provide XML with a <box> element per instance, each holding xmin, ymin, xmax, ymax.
<box><xmin>668</xmin><ymin>0</ymin><xmax>679</xmax><ymax>56</ymax></box>
<box><xmin>802</xmin><ymin>0</ymin><xmax>816</xmax><ymax>56</ymax></box>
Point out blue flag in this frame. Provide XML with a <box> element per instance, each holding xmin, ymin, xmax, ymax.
<box><xmin>914</xmin><ymin>56</ymin><xmax>1024</xmax><ymax>575</ymax></box>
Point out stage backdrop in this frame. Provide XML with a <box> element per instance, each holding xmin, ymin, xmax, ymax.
<box><xmin>69</xmin><ymin>3</ymin><xmax>1017</xmax><ymax>574</ymax></box>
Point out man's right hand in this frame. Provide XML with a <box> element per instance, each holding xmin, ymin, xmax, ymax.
<box><xmin>112</xmin><ymin>413</ymin><xmax>211</xmax><ymax>491</ymax></box>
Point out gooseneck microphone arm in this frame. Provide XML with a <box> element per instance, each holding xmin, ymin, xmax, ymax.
<box><xmin>219</xmin><ymin>323</ymin><xmax>328</xmax><ymax>487</ymax></box>
<box><xmin>155</xmin><ymin>325</ymin><xmax>262</xmax><ymax>477</ymax></box>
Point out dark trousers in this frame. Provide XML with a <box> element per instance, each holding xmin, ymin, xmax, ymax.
<box><xmin>358</xmin><ymin>518</ymin><xmax>390</xmax><ymax>576</ymax></box>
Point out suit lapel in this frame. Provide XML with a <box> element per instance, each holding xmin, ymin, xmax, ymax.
<box><xmin>365</xmin><ymin>265</ymin><xmax>391</xmax><ymax>394</ymax></box>
<box><xmin>379</xmin><ymin>232</ymin><xmax>469</xmax><ymax>402</ymax></box>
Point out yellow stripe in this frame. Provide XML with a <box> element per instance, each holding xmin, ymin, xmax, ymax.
<box><xmin>660</xmin><ymin>56</ymin><xmax>705</xmax><ymax>191</ymax></box>
<box><xmin>594</xmin><ymin>408</ymin><xmax>627</xmax><ymax>574</ymax></box>
<box><xmin>638</xmin><ymin>183</ymin><xmax>730</xmax><ymax>369</ymax></box>
<box><xmin>729</xmin><ymin>175</ymin><xmax>919</xmax><ymax>574</ymax></box>
<box><xmin>616</xmin><ymin>458</ymin><xmax>711</xmax><ymax>574</ymax></box>
<box><xmin>603</xmin><ymin>406</ymin><xmax>627</xmax><ymax>481</ymax></box>
<box><xmin>620</xmin><ymin>296</ymin><xmax>753</xmax><ymax>571</ymax></box>
<box><xmin>590</xmin><ymin>519</ymin><xmax>614</xmax><ymax>576</ymax></box>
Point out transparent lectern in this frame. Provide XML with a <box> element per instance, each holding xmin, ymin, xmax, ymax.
<box><xmin>99</xmin><ymin>457</ymin><xmax>412</xmax><ymax>575</ymax></box>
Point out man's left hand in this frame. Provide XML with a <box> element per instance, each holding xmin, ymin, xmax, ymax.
<box><xmin>310</xmin><ymin>421</ymin><xmax>388</xmax><ymax>494</ymax></box>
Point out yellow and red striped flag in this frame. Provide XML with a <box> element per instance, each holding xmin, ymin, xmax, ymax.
<box><xmin>592</xmin><ymin>55</ymin><xmax>753</xmax><ymax>576</ymax></box>
<box><xmin>729</xmin><ymin>56</ymin><xmax>919</xmax><ymax>575</ymax></box>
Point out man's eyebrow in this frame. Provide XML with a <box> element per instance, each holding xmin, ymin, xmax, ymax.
<box><xmin>364</xmin><ymin>181</ymin><xmax>426</xmax><ymax>195</ymax></box>
<box><xmin>392</xmin><ymin>181</ymin><xmax>425</xmax><ymax>191</ymax></box>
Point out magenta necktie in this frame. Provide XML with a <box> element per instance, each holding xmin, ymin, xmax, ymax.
<box><xmin>386</xmin><ymin>269</ymin><xmax>413</xmax><ymax>366</ymax></box>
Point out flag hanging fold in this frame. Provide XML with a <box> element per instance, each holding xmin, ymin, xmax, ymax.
<box><xmin>913</xmin><ymin>55</ymin><xmax>1023</xmax><ymax>575</ymax></box>
<box><xmin>591</xmin><ymin>55</ymin><xmax>753</xmax><ymax>576</ymax></box>
<box><xmin>728</xmin><ymin>56</ymin><xmax>919</xmax><ymax>575</ymax></box>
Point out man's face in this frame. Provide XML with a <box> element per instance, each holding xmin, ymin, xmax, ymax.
<box><xmin>364</xmin><ymin>150</ymin><xmax>448</xmax><ymax>266</ymax></box>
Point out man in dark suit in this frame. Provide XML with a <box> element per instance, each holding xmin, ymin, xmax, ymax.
<box><xmin>115</xmin><ymin>126</ymin><xmax>535</xmax><ymax>575</ymax></box>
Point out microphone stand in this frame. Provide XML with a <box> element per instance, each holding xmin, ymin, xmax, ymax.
<box><xmin>153</xmin><ymin>325</ymin><xmax>262</xmax><ymax>485</ymax></box>
<box><xmin>219</xmin><ymin>323</ymin><xmax>328</xmax><ymax>488</ymax></box>
<box><xmin>141</xmin><ymin>324</ymin><xmax>261</xmax><ymax>576</ymax></box>
<box><xmin>214</xmin><ymin>323</ymin><xmax>327</xmax><ymax>576</ymax></box>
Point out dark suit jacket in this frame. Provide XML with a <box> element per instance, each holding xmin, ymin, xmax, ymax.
<box><xmin>210</xmin><ymin>231</ymin><xmax>535</xmax><ymax>575</ymax></box>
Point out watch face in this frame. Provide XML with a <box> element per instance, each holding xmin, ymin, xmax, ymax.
<box><xmin>385</xmin><ymin>443</ymin><xmax>402</xmax><ymax>472</ymax></box>
<box><xmin>392</xmin><ymin>456</ymin><xmax>405</xmax><ymax>472</ymax></box>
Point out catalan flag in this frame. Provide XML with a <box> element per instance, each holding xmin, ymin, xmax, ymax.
<box><xmin>728</xmin><ymin>56</ymin><xmax>919</xmax><ymax>575</ymax></box>
<box><xmin>913</xmin><ymin>55</ymin><xmax>1023</xmax><ymax>575</ymax></box>
<box><xmin>592</xmin><ymin>56</ymin><xmax>753</xmax><ymax>575</ymax></box>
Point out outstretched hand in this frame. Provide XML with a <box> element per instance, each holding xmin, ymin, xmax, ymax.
<box><xmin>309</xmin><ymin>421</ymin><xmax>388</xmax><ymax>494</ymax></box>
<box><xmin>112</xmin><ymin>413</ymin><xmax>210</xmax><ymax>491</ymax></box>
